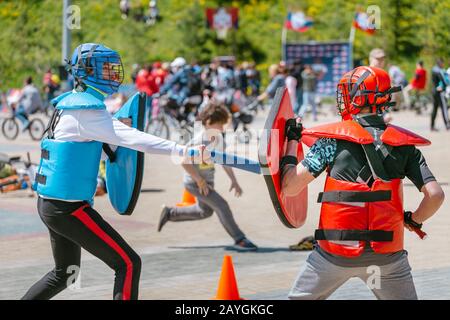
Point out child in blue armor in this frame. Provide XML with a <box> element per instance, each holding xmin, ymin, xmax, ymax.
<box><xmin>22</xmin><ymin>43</ymin><xmax>207</xmax><ymax>300</ymax></box>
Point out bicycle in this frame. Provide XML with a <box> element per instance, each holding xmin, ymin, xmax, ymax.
<box><xmin>145</xmin><ymin>94</ymin><xmax>195</xmax><ymax>144</ymax></box>
<box><xmin>145</xmin><ymin>95</ymin><xmax>171</xmax><ymax>139</ymax></box>
<box><xmin>1</xmin><ymin>107</ymin><xmax>45</xmax><ymax>141</ymax></box>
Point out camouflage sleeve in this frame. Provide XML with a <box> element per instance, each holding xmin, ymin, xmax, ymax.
<box><xmin>301</xmin><ymin>138</ymin><xmax>337</xmax><ymax>177</ymax></box>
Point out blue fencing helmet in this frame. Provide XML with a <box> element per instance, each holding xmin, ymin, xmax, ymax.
<box><xmin>68</xmin><ymin>43</ymin><xmax>124</xmax><ymax>95</ymax></box>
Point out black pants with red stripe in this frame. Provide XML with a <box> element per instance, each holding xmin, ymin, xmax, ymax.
<box><xmin>22</xmin><ymin>198</ymin><xmax>141</xmax><ymax>300</ymax></box>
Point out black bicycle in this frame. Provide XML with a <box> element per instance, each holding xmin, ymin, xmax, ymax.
<box><xmin>1</xmin><ymin>109</ymin><xmax>45</xmax><ymax>141</ymax></box>
<box><xmin>145</xmin><ymin>94</ymin><xmax>196</xmax><ymax>144</ymax></box>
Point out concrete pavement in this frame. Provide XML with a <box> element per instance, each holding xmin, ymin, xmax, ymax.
<box><xmin>1</xmin><ymin>106</ymin><xmax>449</xmax><ymax>300</ymax></box>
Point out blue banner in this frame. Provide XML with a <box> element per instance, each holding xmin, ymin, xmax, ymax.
<box><xmin>284</xmin><ymin>41</ymin><xmax>352</xmax><ymax>96</ymax></box>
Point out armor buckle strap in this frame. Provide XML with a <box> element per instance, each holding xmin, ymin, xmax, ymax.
<box><xmin>35</xmin><ymin>173</ymin><xmax>47</xmax><ymax>185</ymax></box>
<box><xmin>317</xmin><ymin>190</ymin><xmax>392</xmax><ymax>203</ymax></box>
<box><xmin>315</xmin><ymin>229</ymin><xmax>393</xmax><ymax>242</ymax></box>
<box><xmin>41</xmin><ymin>149</ymin><xmax>49</xmax><ymax>160</ymax></box>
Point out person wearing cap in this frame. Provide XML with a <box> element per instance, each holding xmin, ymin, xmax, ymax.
<box><xmin>369</xmin><ymin>48</ymin><xmax>386</xmax><ymax>69</ymax></box>
<box><xmin>369</xmin><ymin>48</ymin><xmax>394</xmax><ymax>122</ymax></box>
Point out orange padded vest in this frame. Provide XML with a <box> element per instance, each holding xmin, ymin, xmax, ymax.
<box><xmin>302</xmin><ymin>120</ymin><xmax>430</xmax><ymax>257</ymax></box>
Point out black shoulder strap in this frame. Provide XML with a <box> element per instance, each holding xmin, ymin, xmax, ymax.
<box><xmin>359</xmin><ymin>143</ymin><xmax>391</xmax><ymax>182</ymax></box>
<box><xmin>102</xmin><ymin>144</ymin><xmax>116</xmax><ymax>162</ymax></box>
<box><xmin>355</xmin><ymin>116</ymin><xmax>394</xmax><ymax>184</ymax></box>
<box><xmin>349</xmin><ymin>70</ymin><xmax>371</xmax><ymax>99</ymax></box>
<box><xmin>43</xmin><ymin>109</ymin><xmax>62</xmax><ymax>139</ymax></box>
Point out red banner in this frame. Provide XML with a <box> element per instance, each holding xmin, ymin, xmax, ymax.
<box><xmin>205</xmin><ymin>7</ymin><xmax>239</xmax><ymax>30</ymax></box>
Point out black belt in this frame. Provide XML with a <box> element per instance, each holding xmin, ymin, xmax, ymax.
<box><xmin>317</xmin><ymin>190</ymin><xmax>391</xmax><ymax>203</ymax></box>
<box><xmin>315</xmin><ymin>229</ymin><xmax>393</xmax><ymax>242</ymax></box>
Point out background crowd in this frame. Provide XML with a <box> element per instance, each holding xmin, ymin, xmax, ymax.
<box><xmin>2</xmin><ymin>49</ymin><xmax>450</xmax><ymax>134</ymax></box>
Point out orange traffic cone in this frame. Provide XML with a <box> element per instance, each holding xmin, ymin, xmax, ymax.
<box><xmin>176</xmin><ymin>189</ymin><xmax>196</xmax><ymax>207</ymax></box>
<box><xmin>214</xmin><ymin>255</ymin><xmax>244</xmax><ymax>300</ymax></box>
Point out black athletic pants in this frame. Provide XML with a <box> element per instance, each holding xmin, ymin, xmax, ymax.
<box><xmin>431</xmin><ymin>91</ymin><xmax>450</xmax><ymax>129</ymax></box>
<box><xmin>22</xmin><ymin>198</ymin><xmax>141</xmax><ymax>300</ymax></box>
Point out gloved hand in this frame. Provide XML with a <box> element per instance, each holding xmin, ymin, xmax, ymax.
<box><xmin>404</xmin><ymin>211</ymin><xmax>423</xmax><ymax>230</ymax></box>
<box><xmin>285</xmin><ymin>118</ymin><xmax>303</xmax><ymax>142</ymax></box>
<box><xmin>404</xmin><ymin>210</ymin><xmax>427</xmax><ymax>239</ymax></box>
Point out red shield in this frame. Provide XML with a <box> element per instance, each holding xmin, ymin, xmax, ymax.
<box><xmin>258</xmin><ymin>88</ymin><xmax>308</xmax><ymax>228</ymax></box>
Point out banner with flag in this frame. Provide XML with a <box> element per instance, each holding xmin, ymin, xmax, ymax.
<box><xmin>284</xmin><ymin>11</ymin><xmax>313</xmax><ymax>32</ymax></box>
<box><xmin>205</xmin><ymin>7</ymin><xmax>239</xmax><ymax>30</ymax></box>
<box><xmin>353</xmin><ymin>11</ymin><xmax>376</xmax><ymax>35</ymax></box>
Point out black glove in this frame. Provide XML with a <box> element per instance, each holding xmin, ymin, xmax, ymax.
<box><xmin>285</xmin><ymin>118</ymin><xmax>303</xmax><ymax>142</ymax></box>
<box><xmin>404</xmin><ymin>211</ymin><xmax>423</xmax><ymax>229</ymax></box>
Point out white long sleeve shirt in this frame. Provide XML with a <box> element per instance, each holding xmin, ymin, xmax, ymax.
<box><xmin>53</xmin><ymin>108</ymin><xmax>185</xmax><ymax>157</ymax></box>
<box><xmin>39</xmin><ymin>108</ymin><xmax>185</xmax><ymax>201</ymax></box>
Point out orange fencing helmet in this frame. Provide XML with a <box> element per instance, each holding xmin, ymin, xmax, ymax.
<box><xmin>336</xmin><ymin>66</ymin><xmax>401</xmax><ymax>120</ymax></box>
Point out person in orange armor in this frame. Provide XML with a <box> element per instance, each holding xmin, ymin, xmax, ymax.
<box><xmin>280</xmin><ymin>66</ymin><xmax>445</xmax><ymax>299</ymax></box>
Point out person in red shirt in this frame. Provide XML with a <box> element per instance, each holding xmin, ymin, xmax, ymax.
<box><xmin>404</xmin><ymin>61</ymin><xmax>427</xmax><ymax>110</ymax></box>
<box><xmin>151</xmin><ymin>61</ymin><xmax>168</xmax><ymax>90</ymax></box>
<box><xmin>411</xmin><ymin>61</ymin><xmax>427</xmax><ymax>90</ymax></box>
<box><xmin>135</xmin><ymin>64</ymin><xmax>158</xmax><ymax>96</ymax></box>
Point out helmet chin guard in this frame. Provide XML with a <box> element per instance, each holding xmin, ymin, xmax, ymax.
<box><xmin>68</xmin><ymin>43</ymin><xmax>124</xmax><ymax>95</ymax></box>
<box><xmin>336</xmin><ymin>66</ymin><xmax>401</xmax><ymax>120</ymax></box>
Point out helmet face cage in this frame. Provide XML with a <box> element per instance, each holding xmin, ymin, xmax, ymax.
<box><xmin>336</xmin><ymin>68</ymin><xmax>393</xmax><ymax>118</ymax></box>
<box><xmin>70</xmin><ymin>44</ymin><xmax>124</xmax><ymax>94</ymax></box>
<box><xmin>92</xmin><ymin>56</ymin><xmax>125</xmax><ymax>89</ymax></box>
<box><xmin>336</xmin><ymin>77</ymin><xmax>369</xmax><ymax>117</ymax></box>
<box><xmin>336</xmin><ymin>81</ymin><xmax>353</xmax><ymax>115</ymax></box>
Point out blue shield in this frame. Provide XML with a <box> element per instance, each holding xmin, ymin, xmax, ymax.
<box><xmin>106</xmin><ymin>92</ymin><xmax>146</xmax><ymax>215</ymax></box>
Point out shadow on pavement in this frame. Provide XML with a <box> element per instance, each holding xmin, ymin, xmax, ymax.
<box><xmin>140</xmin><ymin>188</ymin><xmax>165</xmax><ymax>193</ymax></box>
<box><xmin>168</xmin><ymin>245</ymin><xmax>298</xmax><ymax>253</ymax></box>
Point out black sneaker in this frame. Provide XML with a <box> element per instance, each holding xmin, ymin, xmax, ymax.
<box><xmin>232</xmin><ymin>238</ymin><xmax>258</xmax><ymax>251</ymax></box>
<box><xmin>289</xmin><ymin>236</ymin><xmax>316</xmax><ymax>251</ymax></box>
<box><xmin>157</xmin><ymin>206</ymin><xmax>171</xmax><ymax>232</ymax></box>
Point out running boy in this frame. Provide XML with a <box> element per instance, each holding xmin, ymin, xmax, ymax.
<box><xmin>158</xmin><ymin>103</ymin><xmax>258</xmax><ymax>251</ymax></box>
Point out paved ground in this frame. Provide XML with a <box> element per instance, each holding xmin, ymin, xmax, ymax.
<box><xmin>1</xmin><ymin>106</ymin><xmax>449</xmax><ymax>300</ymax></box>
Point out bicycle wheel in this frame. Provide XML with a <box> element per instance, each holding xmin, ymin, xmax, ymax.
<box><xmin>2</xmin><ymin>118</ymin><xmax>19</xmax><ymax>140</ymax></box>
<box><xmin>146</xmin><ymin>117</ymin><xmax>170</xmax><ymax>139</ymax></box>
<box><xmin>28</xmin><ymin>118</ymin><xmax>45</xmax><ymax>141</ymax></box>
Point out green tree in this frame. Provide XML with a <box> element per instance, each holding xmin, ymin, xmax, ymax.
<box><xmin>0</xmin><ymin>0</ymin><xmax>448</xmax><ymax>90</ymax></box>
